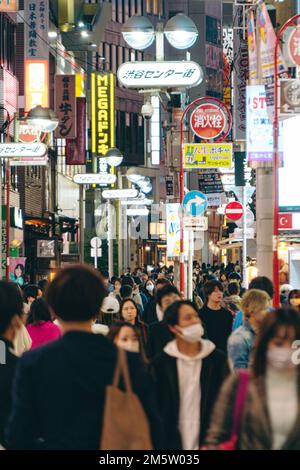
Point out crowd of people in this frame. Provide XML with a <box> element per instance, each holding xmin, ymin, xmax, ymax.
<box><xmin>0</xmin><ymin>260</ymin><xmax>300</xmax><ymax>450</ymax></box>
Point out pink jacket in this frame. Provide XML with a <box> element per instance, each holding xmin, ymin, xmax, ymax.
<box><xmin>26</xmin><ymin>321</ymin><xmax>61</xmax><ymax>350</ymax></box>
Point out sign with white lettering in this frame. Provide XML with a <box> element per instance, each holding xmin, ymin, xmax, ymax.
<box><xmin>73</xmin><ymin>174</ymin><xmax>116</xmax><ymax>185</ymax></box>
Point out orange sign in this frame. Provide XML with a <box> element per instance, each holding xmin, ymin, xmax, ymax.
<box><xmin>0</xmin><ymin>0</ymin><xmax>18</xmax><ymax>12</ymax></box>
<box><xmin>24</xmin><ymin>60</ymin><xmax>49</xmax><ymax>112</ymax></box>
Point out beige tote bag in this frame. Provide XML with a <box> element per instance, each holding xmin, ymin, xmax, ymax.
<box><xmin>100</xmin><ymin>348</ymin><xmax>153</xmax><ymax>450</ymax></box>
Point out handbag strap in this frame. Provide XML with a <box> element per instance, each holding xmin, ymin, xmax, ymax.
<box><xmin>112</xmin><ymin>348</ymin><xmax>133</xmax><ymax>393</ymax></box>
<box><xmin>231</xmin><ymin>370</ymin><xmax>249</xmax><ymax>436</ymax></box>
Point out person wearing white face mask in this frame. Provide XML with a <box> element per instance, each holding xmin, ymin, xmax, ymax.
<box><xmin>150</xmin><ymin>300</ymin><xmax>229</xmax><ymax>450</ymax></box>
<box><xmin>205</xmin><ymin>308</ymin><xmax>300</xmax><ymax>450</ymax></box>
<box><xmin>107</xmin><ymin>321</ymin><xmax>148</xmax><ymax>364</ymax></box>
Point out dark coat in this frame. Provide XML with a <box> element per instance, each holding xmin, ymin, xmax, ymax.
<box><xmin>150</xmin><ymin>347</ymin><xmax>230</xmax><ymax>450</ymax></box>
<box><xmin>0</xmin><ymin>338</ymin><xmax>18</xmax><ymax>446</ymax></box>
<box><xmin>143</xmin><ymin>298</ymin><xmax>158</xmax><ymax>324</ymax></box>
<box><xmin>147</xmin><ymin>321</ymin><xmax>173</xmax><ymax>359</ymax></box>
<box><xmin>5</xmin><ymin>331</ymin><xmax>161</xmax><ymax>450</ymax></box>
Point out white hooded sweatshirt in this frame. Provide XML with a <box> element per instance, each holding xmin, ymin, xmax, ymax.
<box><xmin>164</xmin><ymin>339</ymin><xmax>216</xmax><ymax>451</ymax></box>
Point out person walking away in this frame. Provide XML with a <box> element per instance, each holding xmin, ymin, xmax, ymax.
<box><xmin>0</xmin><ymin>282</ymin><xmax>24</xmax><ymax>447</ymax></box>
<box><xmin>26</xmin><ymin>299</ymin><xmax>61</xmax><ymax>349</ymax></box>
<box><xmin>147</xmin><ymin>285</ymin><xmax>181</xmax><ymax>359</ymax></box>
<box><xmin>227</xmin><ymin>289</ymin><xmax>270</xmax><ymax>369</ymax></box>
<box><xmin>151</xmin><ymin>300</ymin><xmax>229</xmax><ymax>450</ymax></box>
<box><xmin>5</xmin><ymin>265</ymin><xmax>160</xmax><ymax>450</ymax></box>
<box><xmin>204</xmin><ymin>308</ymin><xmax>300</xmax><ymax>450</ymax></box>
<box><xmin>199</xmin><ymin>280</ymin><xmax>233</xmax><ymax>354</ymax></box>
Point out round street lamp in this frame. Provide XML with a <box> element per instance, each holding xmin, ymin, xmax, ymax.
<box><xmin>122</xmin><ymin>16</ymin><xmax>155</xmax><ymax>50</ymax></box>
<box><xmin>104</xmin><ymin>147</ymin><xmax>124</xmax><ymax>167</ymax></box>
<box><xmin>164</xmin><ymin>14</ymin><xmax>198</xmax><ymax>50</ymax></box>
<box><xmin>25</xmin><ymin>105</ymin><xmax>59</xmax><ymax>133</ymax></box>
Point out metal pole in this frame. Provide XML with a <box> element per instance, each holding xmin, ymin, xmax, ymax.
<box><xmin>188</xmin><ymin>230</ymin><xmax>194</xmax><ymax>300</ymax></box>
<box><xmin>117</xmin><ymin>170</ymin><xmax>123</xmax><ymax>276</ymax></box>
<box><xmin>242</xmin><ymin>185</ymin><xmax>248</xmax><ymax>288</ymax></box>
<box><xmin>79</xmin><ymin>184</ymin><xmax>85</xmax><ymax>264</ymax></box>
<box><xmin>107</xmin><ymin>201</ymin><xmax>114</xmax><ymax>278</ymax></box>
<box><xmin>0</xmin><ymin>136</ymin><xmax>2</xmax><ymax>281</ymax></box>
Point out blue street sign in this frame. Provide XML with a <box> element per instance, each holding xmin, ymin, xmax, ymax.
<box><xmin>183</xmin><ymin>191</ymin><xmax>207</xmax><ymax>217</ymax></box>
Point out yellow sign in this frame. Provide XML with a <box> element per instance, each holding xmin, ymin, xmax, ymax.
<box><xmin>24</xmin><ymin>60</ymin><xmax>49</xmax><ymax>112</ymax></box>
<box><xmin>91</xmin><ymin>72</ymin><xmax>115</xmax><ymax>155</ymax></box>
<box><xmin>183</xmin><ymin>143</ymin><xmax>233</xmax><ymax>169</ymax></box>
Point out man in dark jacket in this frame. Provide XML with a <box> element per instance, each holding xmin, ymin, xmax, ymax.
<box><xmin>150</xmin><ymin>300</ymin><xmax>229</xmax><ymax>450</ymax></box>
<box><xmin>147</xmin><ymin>285</ymin><xmax>181</xmax><ymax>359</ymax></box>
<box><xmin>5</xmin><ymin>265</ymin><xmax>161</xmax><ymax>450</ymax></box>
<box><xmin>0</xmin><ymin>281</ymin><xmax>24</xmax><ymax>447</ymax></box>
<box><xmin>143</xmin><ymin>278</ymin><xmax>172</xmax><ymax>324</ymax></box>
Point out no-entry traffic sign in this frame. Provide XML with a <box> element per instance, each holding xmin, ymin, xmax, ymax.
<box><xmin>225</xmin><ymin>201</ymin><xmax>244</xmax><ymax>221</ymax></box>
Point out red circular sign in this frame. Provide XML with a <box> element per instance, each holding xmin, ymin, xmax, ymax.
<box><xmin>288</xmin><ymin>26</ymin><xmax>300</xmax><ymax>67</ymax></box>
<box><xmin>18</xmin><ymin>122</ymin><xmax>41</xmax><ymax>143</ymax></box>
<box><xmin>190</xmin><ymin>103</ymin><xmax>227</xmax><ymax>140</ymax></box>
<box><xmin>225</xmin><ymin>201</ymin><xmax>244</xmax><ymax>221</ymax></box>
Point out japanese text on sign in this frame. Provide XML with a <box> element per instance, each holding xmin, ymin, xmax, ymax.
<box><xmin>55</xmin><ymin>75</ymin><xmax>76</xmax><ymax>139</ymax></box>
<box><xmin>24</xmin><ymin>0</ymin><xmax>49</xmax><ymax>60</ymax></box>
<box><xmin>183</xmin><ymin>143</ymin><xmax>233</xmax><ymax>169</ymax></box>
<box><xmin>91</xmin><ymin>72</ymin><xmax>115</xmax><ymax>157</ymax></box>
<box><xmin>117</xmin><ymin>61</ymin><xmax>203</xmax><ymax>89</ymax></box>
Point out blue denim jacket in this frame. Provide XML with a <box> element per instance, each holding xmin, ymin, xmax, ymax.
<box><xmin>227</xmin><ymin>321</ymin><xmax>256</xmax><ymax>369</ymax></box>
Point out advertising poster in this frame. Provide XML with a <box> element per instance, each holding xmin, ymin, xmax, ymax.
<box><xmin>247</xmin><ymin>11</ymin><xmax>258</xmax><ymax>81</ymax></box>
<box><xmin>9</xmin><ymin>258</ymin><xmax>26</xmax><ymax>287</ymax></box>
<box><xmin>166</xmin><ymin>204</ymin><xmax>188</xmax><ymax>259</ymax></box>
<box><xmin>257</xmin><ymin>2</ymin><xmax>287</xmax><ymax>119</ymax></box>
<box><xmin>183</xmin><ymin>143</ymin><xmax>233</xmax><ymax>169</ymax></box>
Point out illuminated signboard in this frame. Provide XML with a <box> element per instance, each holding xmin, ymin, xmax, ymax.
<box><xmin>91</xmin><ymin>72</ymin><xmax>115</xmax><ymax>156</ymax></box>
<box><xmin>24</xmin><ymin>60</ymin><xmax>49</xmax><ymax>112</ymax></box>
<box><xmin>0</xmin><ymin>0</ymin><xmax>18</xmax><ymax>12</ymax></box>
<box><xmin>117</xmin><ymin>61</ymin><xmax>203</xmax><ymax>89</ymax></box>
<box><xmin>183</xmin><ymin>143</ymin><xmax>233</xmax><ymax>169</ymax></box>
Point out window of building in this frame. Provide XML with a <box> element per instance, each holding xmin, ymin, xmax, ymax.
<box><xmin>146</xmin><ymin>0</ymin><xmax>151</xmax><ymax>14</ymax></box>
<box><xmin>112</xmin><ymin>0</ymin><xmax>117</xmax><ymax>22</ymax></box>
<box><xmin>153</xmin><ymin>0</ymin><xmax>158</xmax><ymax>15</ymax></box>
<box><xmin>0</xmin><ymin>13</ymin><xmax>16</xmax><ymax>74</ymax></box>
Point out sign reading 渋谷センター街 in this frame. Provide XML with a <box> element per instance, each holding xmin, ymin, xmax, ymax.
<box><xmin>55</xmin><ymin>75</ymin><xmax>77</xmax><ymax>139</ymax></box>
<box><xmin>183</xmin><ymin>143</ymin><xmax>233</xmax><ymax>169</ymax></box>
<box><xmin>117</xmin><ymin>61</ymin><xmax>203</xmax><ymax>89</ymax></box>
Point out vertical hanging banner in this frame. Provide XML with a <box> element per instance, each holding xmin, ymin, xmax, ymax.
<box><xmin>24</xmin><ymin>0</ymin><xmax>49</xmax><ymax>111</ymax></box>
<box><xmin>55</xmin><ymin>75</ymin><xmax>77</xmax><ymax>139</ymax></box>
<box><xmin>91</xmin><ymin>72</ymin><xmax>115</xmax><ymax>177</ymax></box>
<box><xmin>91</xmin><ymin>72</ymin><xmax>115</xmax><ymax>155</ymax></box>
<box><xmin>257</xmin><ymin>2</ymin><xmax>287</xmax><ymax>120</ymax></box>
<box><xmin>247</xmin><ymin>11</ymin><xmax>258</xmax><ymax>81</ymax></box>
<box><xmin>0</xmin><ymin>0</ymin><xmax>18</xmax><ymax>12</ymax></box>
<box><xmin>233</xmin><ymin>4</ymin><xmax>248</xmax><ymax>141</ymax></box>
<box><xmin>66</xmin><ymin>98</ymin><xmax>86</xmax><ymax>165</ymax></box>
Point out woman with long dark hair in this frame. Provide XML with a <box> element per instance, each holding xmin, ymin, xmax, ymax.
<box><xmin>107</xmin><ymin>321</ymin><xmax>148</xmax><ymax>364</ymax></box>
<box><xmin>26</xmin><ymin>298</ymin><xmax>61</xmax><ymax>349</ymax></box>
<box><xmin>119</xmin><ymin>298</ymin><xmax>148</xmax><ymax>355</ymax></box>
<box><xmin>204</xmin><ymin>308</ymin><xmax>300</xmax><ymax>450</ymax></box>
